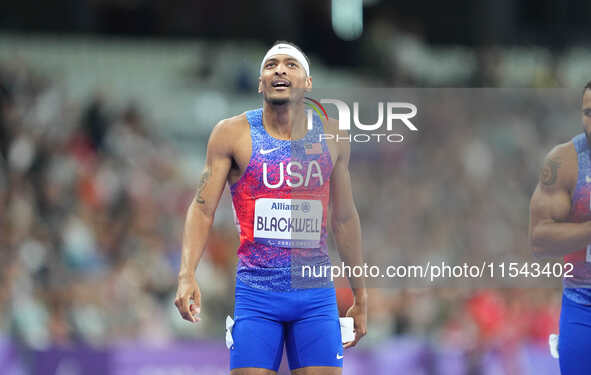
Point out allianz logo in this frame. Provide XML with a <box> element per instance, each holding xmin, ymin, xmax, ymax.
<box><xmin>271</xmin><ymin>201</ymin><xmax>312</xmax><ymax>213</ymax></box>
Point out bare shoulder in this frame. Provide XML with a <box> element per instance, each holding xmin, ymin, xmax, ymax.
<box><xmin>323</xmin><ymin>117</ymin><xmax>346</xmax><ymax>137</ymax></box>
<box><xmin>211</xmin><ymin>112</ymin><xmax>249</xmax><ymax>139</ymax></box>
<box><xmin>539</xmin><ymin>141</ymin><xmax>577</xmax><ymax>192</ymax></box>
<box><xmin>323</xmin><ymin>117</ymin><xmax>350</xmax><ymax>164</ymax></box>
<box><xmin>208</xmin><ymin>112</ymin><xmax>250</xmax><ymax>154</ymax></box>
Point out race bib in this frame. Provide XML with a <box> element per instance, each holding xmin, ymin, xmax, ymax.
<box><xmin>253</xmin><ymin>198</ymin><xmax>322</xmax><ymax>248</ymax></box>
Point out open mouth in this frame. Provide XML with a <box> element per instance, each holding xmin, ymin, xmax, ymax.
<box><xmin>271</xmin><ymin>79</ymin><xmax>291</xmax><ymax>88</ymax></box>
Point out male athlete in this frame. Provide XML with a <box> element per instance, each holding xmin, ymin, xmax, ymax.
<box><xmin>174</xmin><ymin>41</ymin><xmax>367</xmax><ymax>375</ymax></box>
<box><xmin>529</xmin><ymin>81</ymin><xmax>591</xmax><ymax>374</ymax></box>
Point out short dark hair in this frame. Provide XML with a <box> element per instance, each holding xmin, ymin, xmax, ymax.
<box><xmin>585</xmin><ymin>81</ymin><xmax>591</xmax><ymax>95</ymax></box>
<box><xmin>272</xmin><ymin>40</ymin><xmax>310</xmax><ymax>67</ymax></box>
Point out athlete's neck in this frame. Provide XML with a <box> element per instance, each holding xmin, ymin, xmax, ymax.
<box><xmin>262</xmin><ymin>102</ymin><xmax>308</xmax><ymax>140</ymax></box>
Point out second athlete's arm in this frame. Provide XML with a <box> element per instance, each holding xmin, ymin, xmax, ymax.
<box><xmin>529</xmin><ymin>143</ymin><xmax>591</xmax><ymax>257</ymax></box>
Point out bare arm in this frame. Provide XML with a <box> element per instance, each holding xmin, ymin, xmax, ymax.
<box><xmin>529</xmin><ymin>142</ymin><xmax>591</xmax><ymax>257</ymax></box>
<box><xmin>329</xmin><ymin>127</ymin><xmax>367</xmax><ymax>347</ymax></box>
<box><xmin>175</xmin><ymin>120</ymin><xmax>233</xmax><ymax>322</ymax></box>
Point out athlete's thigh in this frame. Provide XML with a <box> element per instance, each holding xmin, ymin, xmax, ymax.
<box><xmin>231</xmin><ymin>280</ymin><xmax>286</xmax><ymax>372</ymax></box>
<box><xmin>231</xmin><ymin>368</ymin><xmax>277</xmax><ymax>375</ymax></box>
<box><xmin>291</xmin><ymin>366</ymin><xmax>341</xmax><ymax>375</ymax></box>
<box><xmin>285</xmin><ymin>288</ymin><xmax>343</xmax><ymax>371</ymax></box>
<box><xmin>230</xmin><ymin>315</ymin><xmax>285</xmax><ymax>371</ymax></box>
<box><xmin>558</xmin><ymin>295</ymin><xmax>591</xmax><ymax>375</ymax></box>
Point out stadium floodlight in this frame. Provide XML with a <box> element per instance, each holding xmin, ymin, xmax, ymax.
<box><xmin>332</xmin><ymin>0</ymin><xmax>363</xmax><ymax>41</ymax></box>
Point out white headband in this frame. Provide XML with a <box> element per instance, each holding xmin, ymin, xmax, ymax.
<box><xmin>260</xmin><ymin>44</ymin><xmax>310</xmax><ymax>76</ymax></box>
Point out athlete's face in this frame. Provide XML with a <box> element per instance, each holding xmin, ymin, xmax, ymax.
<box><xmin>258</xmin><ymin>54</ymin><xmax>312</xmax><ymax>105</ymax></box>
<box><xmin>582</xmin><ymin>89</ymin><xmax>591</xmax><ymax>136</ymax></box>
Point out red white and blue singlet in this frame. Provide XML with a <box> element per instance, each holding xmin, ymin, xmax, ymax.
<box><xmin>563</xmin><ymin>133</ymin><xmax>591</xmax><ymax>305</ymax></box>
<box><xmin>557</xmin><ymin>134</ymin><xmax>591</xmax><ymax>374</ymax></box>
<box><xmin>230</xmin><ymin>108</ymin><xmax>333</xmax><ymax>291</ymax></box>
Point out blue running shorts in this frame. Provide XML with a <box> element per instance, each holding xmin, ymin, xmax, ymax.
<box><xmin>229</xmin><ymin>279</ymin><xmax>344</xmax><ymax>371</ymax></box>
<box><xmin>559</xmin><ymin>293</ymin><xmax>591</xmax><ymax>374</ymax></box>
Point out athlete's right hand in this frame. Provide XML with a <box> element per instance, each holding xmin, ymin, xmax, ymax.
<box><xmin>174</xmin><ymin>275</ymin><xmax>201</xmax><ymax>323</ymax></box>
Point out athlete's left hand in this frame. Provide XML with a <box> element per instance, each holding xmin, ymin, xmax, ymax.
<box><xmin>343</xmin><ymin>301</ymin><xmax>367</xmax><ymax>349</ymax></box>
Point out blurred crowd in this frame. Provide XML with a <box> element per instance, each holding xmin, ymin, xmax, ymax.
<box><xmin>0</xmin><ymin>46</ymin><xmax>571</xmax><ymax>374</ymax></box>
<box><xmin>0</xmin><ymin>59</ymin><xmax>238</xmax><ymax>349</ymax></box>
<box><xmin>344</xmin><ymin>88</ymin><xmax>570</xmax><ymax>371</ymax></box>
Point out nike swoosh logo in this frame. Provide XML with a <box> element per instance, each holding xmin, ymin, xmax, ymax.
<box><xmin>336</xmin><ymin>354</ymin><xmax>344</xmax><ymax>359</ymax></box>
<box><xmin>260</xmin><ymin>147</ymin><xmax>280</xmax><ymax>155</ymax></box>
